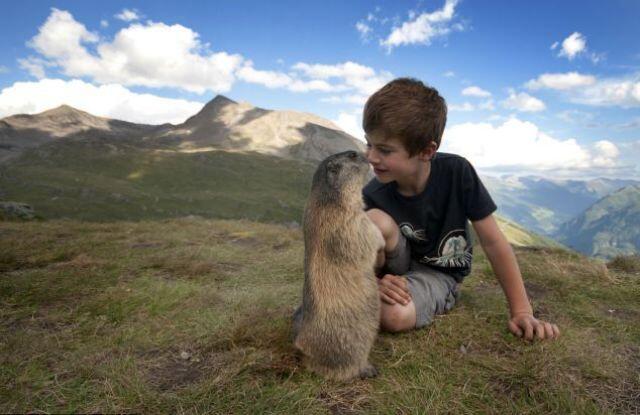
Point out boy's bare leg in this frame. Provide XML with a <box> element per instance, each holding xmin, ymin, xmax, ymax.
<box><xmin>366</xmin><ymin>209</ymin><xmax>416</xmax><ymax>332</ymax></box>
<box><xmin>380</xmin><ymin>301</ymin><xmax>417</xmax><ymax>332</ymax></box>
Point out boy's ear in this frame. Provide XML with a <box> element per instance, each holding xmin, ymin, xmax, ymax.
<box><xmin>418</xmin><ymin>141</ymin><xmax>438</xmax><ymax>161</ymax></box>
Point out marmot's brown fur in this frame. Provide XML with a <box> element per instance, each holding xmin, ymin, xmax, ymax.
<box><xmin>293</xmin><ymin>150</ymin><xmax>384</xmax><ymax>381</ymax></box>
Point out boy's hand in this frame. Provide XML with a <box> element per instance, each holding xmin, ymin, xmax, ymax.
<box><xmin>378</xmin><ymin>274</ymin><xmax>411</xmax><ymax>305</ymax></box>
<box><xmin>508</xmin><ymin>312</ymin><xmax>560</xmax><ymax>341</ymax></box>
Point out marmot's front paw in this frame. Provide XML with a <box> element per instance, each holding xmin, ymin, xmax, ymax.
<box><xmin>359</xmin><ymin>364</ymin><xmax>378</xmax><ymax>379</ymax></box>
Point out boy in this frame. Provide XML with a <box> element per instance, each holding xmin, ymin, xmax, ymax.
<box><xmin>362</xmin><ymin>78</ymin><xmax>559</xmax><ymax>340</ymax></box>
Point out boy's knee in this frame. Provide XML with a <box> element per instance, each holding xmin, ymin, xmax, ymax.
<box><xmin>380</xmin><ymin>302</ymin><xmax>416</xmax><ymax>333</ymax></box>
<box><xmin>366</xmin><ymin>209</ymin><xmax>399</xmax><ymax>252</ymax></box>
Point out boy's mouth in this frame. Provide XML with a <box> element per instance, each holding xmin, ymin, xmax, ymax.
<box><xmin>373</xmin><ymin>167</ymin><xmax>387</xmax><ymax>174</ymax></box>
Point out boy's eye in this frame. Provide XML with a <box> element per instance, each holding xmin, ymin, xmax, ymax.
<box><xmin>379</xmin><ymin>148</ymin><xmax>391</xmax><ymax>154</ymax></box>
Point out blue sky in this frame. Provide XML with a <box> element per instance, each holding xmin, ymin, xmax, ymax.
<box><xmin>1</xmin><ymin>0</ymin><xmax>639</xmax><ymax>179</ymax></box>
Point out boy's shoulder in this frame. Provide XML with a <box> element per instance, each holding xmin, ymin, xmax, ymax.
<box><xmin>433</xmin><ymin>151</ymin><xmax>470</xmax><ymax>166</ymax></box>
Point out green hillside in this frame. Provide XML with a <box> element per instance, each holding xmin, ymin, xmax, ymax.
<box><xmin>0</xmin><ymin>137</ymin><xmax>316</xmax><ymax>223</ymax></box>
<box><xmin>555</xmin><ymin>185</ymin><xmax>640</xmax><ymax>258</ymax></box>
<box><xmin>1</xmin><ymin>218</ymin><xmax>638</xmax><ymax>413</ymax></box>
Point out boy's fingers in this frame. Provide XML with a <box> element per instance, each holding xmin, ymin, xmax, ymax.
<box><xmin>381</xmin><ymin>279</ymin><xmax>411</xmax><ymax>301</ymax></box>
<box><xmin>384</xmin><ymin>275</ymin><xmax>410</xmax><ymax>293</ymax></box>
<box><xmin>535</xmin><ymin>323</ymin><xmax>545</xmax><ymax>340</ymax></box>
<box><xmin>523</xmin><ymin>321</ymin><xmax>534</xmax><ymax>341</ymax></box>
<box><xmin>383</xmin><ymin>287</ymin><xmax>409</xmax><ymax>305</ymax></box>
<box><xmin>543</xmin><ymin>322</ymin><xmax>554</xmax><ymax>339</ymax></box>
<box><xmin>508</xmin><ymin>320</ymin><xmax>523</xmax><ymax>337</ymax></box>
<box><xmin>552</xmin><ymin>324</ymin><xmax>561</xmax><ymax>338</ymax></box>
<box><xmin>380</xmin><ymin>292</ymin><xmax>396</xmax><ymax>305</ymax></box>
<box><xmin>380</xmin><ymin>286</ymin><xmax>405</xmax><ymax>304</ymax></box>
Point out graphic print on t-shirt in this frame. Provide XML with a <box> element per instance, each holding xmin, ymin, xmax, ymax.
<box><xmin>421</xmin><ymin>229</ymin><xmax>472</xmax><ymax>268</ymax></box>
<box><xmin>399</xmin><ymin>222</ymin><xmax>427</xmax><ymax>242</ymax></box>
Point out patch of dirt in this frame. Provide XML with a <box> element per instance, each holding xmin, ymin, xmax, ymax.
<box><xmin>272</xmin><ymin>240</ymin><xmax>292</xmax><ymax>250</ymax></box>
<box><xmin>229</xmin><ymin>236</ymin><xmax>261</xmax><ymax>248</ymax></box>
<box><xmin>524</xmin><ymin>281</ymin><xmax>549</xmax><ymax>300</ymax></box>
<box><xmin>603</xmin><ymin>307</ymin><xmax>640</xmax><ymax>321</ymax></box>
<box><xmin>471</xmin><ymin>280</ymin><xmax>501</xmax><ymax>295</ymax></box>
<box><xmin>147</xmin><ymin>353</ymin><xmax>204</xmax><ymax>391</ymax></box>
<box><xmin>488</xmin><ymin>373</ymin><xmax>535</xmax><ymax>401</ymax></box>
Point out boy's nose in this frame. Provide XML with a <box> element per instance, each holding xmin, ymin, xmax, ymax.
<box><xmin>365</xmin><ymin>148</ymin><xmax>379</xmax><ymax>164</ymax></box>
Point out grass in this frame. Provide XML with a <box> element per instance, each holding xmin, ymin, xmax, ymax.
<box><xmin>1</xmin><ymin>218</ymin><xmax>639</xmax><ymax>414</ymax></box>
<box><xmin>0</xmin><ymin>140</ymin><xmax>316</xmax><ymax>223</ymax></box>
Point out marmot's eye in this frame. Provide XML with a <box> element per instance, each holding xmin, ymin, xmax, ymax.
<box><xmin>347</xmin><ymin>151</ymin><xmax>358</xmax><ymax>160</ymax></box>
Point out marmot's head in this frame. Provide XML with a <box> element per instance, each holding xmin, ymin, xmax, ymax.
<box><xmin>311</xmin><ymin>151</ymin><xmax>369</xmax><ymax>205</ymax></box>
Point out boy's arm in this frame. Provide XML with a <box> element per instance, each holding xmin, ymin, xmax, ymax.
<box><xmin>472</xmin><ymin>214</ymin><xmax>560</xmax><ymax>341</ymax></box>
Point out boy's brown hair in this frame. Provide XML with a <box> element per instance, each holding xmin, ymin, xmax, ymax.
<box><xmin>363</xmin><ymin>78</ymin><xmax>447</xmax><ymax>156</ymax></box>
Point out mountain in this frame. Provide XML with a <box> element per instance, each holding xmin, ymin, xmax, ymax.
<box><xmin>0</xmin><ymin>105</ymin><xmax>163</xmax><ymax>163</ymax></box>
<box><xmin>554</xmin><ymin>185</ymin><xmax>640</xmax><ymax>258</ymax></box>
<box><xmin>483</xmin><ymin>175</ymin><xmax>640</xmax><ymax>236</ymax></box>
<box><xmin>0</xmin><ymin>96</ymin><xmax>364</xmax><ymax>165</ymax></box>
<box><xmin>148</xmin><ymin>95</ymin><xmax>364</xmax><ymax>161</ymax></box>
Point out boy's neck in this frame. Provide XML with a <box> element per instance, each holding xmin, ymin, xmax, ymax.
<box><xmin>396</xmin><ymin>160</ymin><xmax>432</xmax><ymax>197</ymax></box>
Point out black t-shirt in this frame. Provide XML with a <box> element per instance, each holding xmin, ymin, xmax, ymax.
<box><xmin>362</xmin><ymin>152</ymin><xmax>497</xmax><ymax>282</ymax></box>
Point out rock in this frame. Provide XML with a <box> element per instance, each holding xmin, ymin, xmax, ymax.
<box><xmin>0</xmin><ymin>201</ymin><xmax>36</xmax><ymax>220</ymax></box>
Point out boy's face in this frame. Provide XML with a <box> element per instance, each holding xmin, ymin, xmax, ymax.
<box><xmin>364</xmin><ymin>131</ymin><xmax>422</xmax><ymax>184</ymax></box>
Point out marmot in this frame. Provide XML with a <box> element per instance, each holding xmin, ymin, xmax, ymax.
<box><xmin>293</xmin><ymin>150</ymin><xmax>384</xmax><ymax>381</ymax></box>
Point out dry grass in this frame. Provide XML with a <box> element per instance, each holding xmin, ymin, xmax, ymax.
<box><xmin>1</xmin><ymin>218</ymin><xmax>639</xmax><ymax>414</ymax></box>
<box><xmin>607</xmin><ymin>254</ymin><xmax>640</xmax><ymax>275</ymax></box>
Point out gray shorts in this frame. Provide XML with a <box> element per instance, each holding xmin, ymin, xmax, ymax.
<box><xmin>383</xmin><ymin>233</ymin><xmax>459</xmax><ymax>329</ymax></box>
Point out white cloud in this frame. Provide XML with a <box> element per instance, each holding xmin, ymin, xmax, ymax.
<box><xmin>320</xmin><ymin>94</ymin><xmax>369</xmax><ymax>105</ymax></box>
<box><xmin>443</xmin><ymin>70</ymin><xmax>455</xmax><ymax>78</ymax></box>
<box><xmin>526</xmin><ymin>71</ymin><xmax>640</xmax><ymax>108</ymax></box>
<box><xmin>100</xmin><ymin>19</ymin><xmax>109</xmax><ymax>28</ymax></box>
<box><xmin>442</xmin><ymin>118</ymin><xmax>619</xmax><ymax>173</ymax></box>
<box><xmin>0</xmin><ymin>66</ymin><xmax>8</xmax><ymax>74</ymax></box>
<box><xmin>462</xmin><ymin>86</ymin><xmax>491</xmax><ymax>98</ymax></box>
<box><xmin>292</xmin><ymin>61</ymin><xmax>393</xmax><ymax>96</ymax></box>
<box><xmin>573</xmin><ymin>76</ymin><xmax>640</xmax><ymax>107</ymax></box>
<box><xmin>552</xmin><ymin>32</ymin><xmax>603</xmax><ymax>63</ymax></box>
<box><xmin>502</xmin><ymin>90</ymin><xmax>546</xmax><ymax>112</ymax></box>
<box><xmin>592</xmin><ymin>140</ymin><xmax>620</xmax><ymax>167</ymax></box>
<box><xmin>22</xmin><ymin>9</ymin><xmax>393</xmax><ymax>101</ymax></box>
<box><xmin>558</xmin><ymin>32</ymin><xmax>586</xmax><ymax>60</ymax></box>
<box><xmin>449</xmin><ymin>102</ymin><xmax>475</xmax><ymax>112</ymax></box>
<box><xmin>18</xmin><ymin>57</ymin><xmax>51</xmax><ymax>79</ymax></box>
<box><xmin>332</xmin><ymin>110</ymin><xmax>364</xmax><ymax>141</ymax></box>
<box><xmin>526</xmin><ymin>72</ymin><xmax>596</xmax><ymax>90</ymax></box>
<box><xmin>237</xmin><ymin>64</ymin><xmax>335</xmax><ymax>92</ymax></box>
<box><xmin>449</xmin><ymin>99</ymin><xmax>494</xmax><ymax>112</ymax></box>
<box><xmin>115</xmin><ymin>9</ymin><xmax>140</xmax><ymax>22</ymax></box>
<box><xmin>356</xmin><ymin>21</ymin><xmax>372</xmax><ymax>41</ymax></box>
<box><xmin>0</xmin><ymin>78</ymin><xmax>203</xmax><ymax>124</ymax></box>
<box><xmin>26</xmin><ymin>9</ymin><xmax>244</xmax><ymax>94</ymax></box>
<box><xmin>380</xmin><ymin>0</ymin><xmax>462</xmax><ymax>51</ymax></box>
